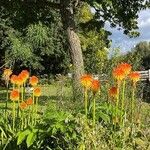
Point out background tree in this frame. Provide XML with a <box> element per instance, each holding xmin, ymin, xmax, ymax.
<box><xmin>77</xmin><ymin>3</ymin><xmax>111</xmax><ymax>74</ymax></box>
<box><xmin>0</xmin><ymin>3</ymin><xmax>70</xmax><ymax>76</ymax></box>
<box><xmin>0</xmin><ymin>0</ymin><xmax>150</xmax><ymax>93</ymax></box>
<box><xmin>132</xmin><ymin>41</ymin><xmax>150</xmax><ymax>70</ymax></box>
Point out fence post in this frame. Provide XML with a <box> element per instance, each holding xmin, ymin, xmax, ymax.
<box><xmin>149</xmin><ymin>69</ymin><xmax>150</xmax><ymax>82</ymax></box>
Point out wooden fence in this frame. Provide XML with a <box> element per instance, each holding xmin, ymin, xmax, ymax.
<box><xmin>138</xmin><ymin>69</ymin><xmax>150</xmax><ymax>81</ymax></box>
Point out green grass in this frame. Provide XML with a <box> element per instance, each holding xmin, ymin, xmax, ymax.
<box><xmin>0</xmin><ymin>84</ymin><xmax>73</xmax><ymax>112</ymax></box>
<box><xmin>0</xmin><ymin>84</ymin><xmax>149</xmax><ymax>121</ymax></box>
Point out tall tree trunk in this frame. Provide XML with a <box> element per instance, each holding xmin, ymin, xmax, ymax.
<box><xmin>60</xmin><ymin>0</ymin><xmax>84</xmax><ymax>96</ymax></box>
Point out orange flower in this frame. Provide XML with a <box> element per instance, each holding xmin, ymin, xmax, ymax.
<box><xmin>10</xmin><ymin>89</ymin><xmax>19</xmax><ymax>101</ymax></box>
<box><xmin>26</xmin><ymin>97</ymin><xmax>33</xmax><ymax>105</ymax></box>
<box><xmin>10</xmin><ymin>75</ymin><xmax>18</xmax><ymax>84</ymax></box>
<box><xmin>16</xmin><ymin>74</ymin><xmax>24</xmax><ymax>85</ymax></box>
<box><xmin>20</xmin><ymin>70</ymin><xmax>29</xmax><ymax>82</ymax></box>
<box><xmin>29</xmin><ymin>76</ymin><xmax>39</xmax><ymax>86</ymax></box>
<box><xmin>112</xmin><ymin>67</ymin><xmax>125</xmax><ymax>81</ymax></box>
<box><xmin>128</xmin><ymin>72</ymin><xmax>140</xmax><ymax>83</ymax></box>
<box><xmin>109</xmin><ymin>87</ymin><xmax>118</xmax><ymax>98</ymax></box>
<box><xmin>80</xmin><ymin>74</ymin><xmax>93</xmax><ymax>89</ymax></box>
<box><xmin>117</xmin><ymin>63</ymin><xmax>132</xmax><ymax>76</ymax></box>
<box><xmin>19</xmin><ymin>101</ymin><xmax>28</xmax><ymax>110</ymax></box>
<box><xmin>91</xmin><ymin>79</ymin><xmax>100</xmax><ymax>93</ymax></box>
<box><xmin>33</xmin><ymin>87</ymin><xmax>41</xmax><ymax>97</ymax></box>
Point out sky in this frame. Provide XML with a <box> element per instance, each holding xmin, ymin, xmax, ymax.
<box><xmin>105</xmin><ymin>9</ymin><xmax>150</xmax><ymax>53</ymax></box>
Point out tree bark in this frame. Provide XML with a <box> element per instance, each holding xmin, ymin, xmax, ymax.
<box><xmin>60</xmin><ymin>0</ymin><xmax>84</xmax><ymax>96</ymax></box>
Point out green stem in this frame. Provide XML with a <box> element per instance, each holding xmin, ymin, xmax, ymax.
<box><xmin>84</xmin><ymin>88</ymin><xmax>88</xmax><ymax>119</ymax></box>
<box><xmin>21</xmin><ymin>85</ymin><xmax>24</xmax><ymax>102</ymax></box>
<box><xmin>131</xmin><ymin>85</ymin><xmax>135</xmax><ymax>134</ymax></box>
<box><xmin>116</xmin><ymin>87</ymin><xmax>119</xmax><ymax>116</ymax></box>
<box><xmin>12</xmin><ymin>101</ymin><xmax>16</xmax><ymax>132</ymax></box>
<box><xmin>32</xmin><ymin>93</ymin><xmax>35</xmax><ymax>126</ymax></box>
<box><xmin>35</xmin><ymin>97</ymin><xmax>38</xmax><ymax>124</ymax></box>
<box><xmin>23</xmin><ymin>82</ymin><xmax>26</xmax><ymax>100</ymax></box>
<box><xmin>17</xmin><ymin>86</ymin><xmax>21</xmax><ymax>118</ymax></box>
<box><xmin>28</xmin><ymin>106</ymin><xmax>31</xmax><ymax>126</ymax></box>
<box><xmin>115</xmin><ymin>82</ymin><xmax>120</xmax><ymax>127</ymax></box>
<box><xmin>21</xmin><ymin>110</ymin><xmax>24</xmax><ymax>130</ymax></box>
<box><xmin>121</xmin><ymin>80</ymin><xmax>126</xmax><ymax>126</ymax></box>
<box><xmin>5</xmin><ymin>81</ymin><xmax>9</xmax><ymax>120</ymax></box>
<box><xmin>93</xmin><ymin>96</ymin><xmax>96</xmax><ymax>127</ymax></box>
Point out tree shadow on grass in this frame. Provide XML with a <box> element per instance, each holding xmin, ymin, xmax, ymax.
<box><xmin>38</xmin><ymin>95</ymin><xmax>59</xmax><ymax>106</ymax></box>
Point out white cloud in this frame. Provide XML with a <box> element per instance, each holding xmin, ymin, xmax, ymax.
<box><xmin>105</xmin><ymin>9</ymin><xmax>150</xmax><ymax>52</ymax></box>
<box><xmin>139</xmin><ymin>18</ymin><xmax>150</xmax><ymax>27</ymax></box>
<box><xmin>138</xmin><ymin>9</ymin><xmax>150</xmax><ymax>28</ymax></box>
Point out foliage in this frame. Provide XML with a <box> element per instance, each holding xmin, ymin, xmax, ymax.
<box><xmin>0</xmin><ymin>0</ymin><xmax>149</xmax><ymax>75</ymax></box>
<box><xmin>0</xmin><ymin>66</ymin><xmax>150</xmax><ymax>149</ymax></box>
<box><xmin>76</xmin><ymin>3</ymin><xmax>111</xmax><ymax>74</ymax></box>
<box><xmin>127</xmin><ymin>41</ymin><xmax>150</xmax><ymax>70</ymax></box>
<box><xmin>0</xmin><ymin>4</ymin><xmax>70</xmax><ymax>75</ymax></box>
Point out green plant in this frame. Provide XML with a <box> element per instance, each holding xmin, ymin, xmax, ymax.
<box><xmin>12</xmin><ymin>102</ymin><xmax>81</xmax><ymax>149</ymax></box>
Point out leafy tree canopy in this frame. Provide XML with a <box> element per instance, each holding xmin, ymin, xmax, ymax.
<box><xmin>0</xmin><ymin>0</ymin><xmax>149</xmax><ymax>76</ymax></box>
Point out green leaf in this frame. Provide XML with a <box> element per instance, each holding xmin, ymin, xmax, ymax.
<box><xmin>17</xmin><ymin>129</ymin><xmax>31</xmax><ymax>145</ymax></box>
<box><xmin>98</xmin><ymin>111</ymin><xmax>110</xmax><ymax>123</ymax></box>
<box><xmin>26</xmin><ymin>132</ymin><xmax>37</xmax><ymax>148</ymax></box>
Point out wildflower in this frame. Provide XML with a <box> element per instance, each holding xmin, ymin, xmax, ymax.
<box><xmin>3</xmin><ymin>68</ymin><xmax>12</xmax><ymax>80</ymax></box>
<box><xmin>3</xmin><ymin>68</ymin><xmax>12</xmax><ymax>76</ymax></box>
<box><xmin>26</xmin><ymin>98</ymin><xmax>33</xmax><ymax>105</ymax></box>
<box><xmin>20</xmin><ymin>70</ymin><xmax>29</xmax><ymax>82</ymax></box>
<box><xmin>10</xmin><ymin>89</ymin><xmax>19</xmax><ymax>101</ymax></box>
<box><xmin>128</xmin><ymin>72</ymin><xmax>140</xmax><ymax>84</ymax></box>
<box><xmin>29</xmin><ymin>76</ymin><xmax>39</xmax><ymax>86</ymax></box>
<box><xmin>112</xmin><ymin>67</ymin><xmax>125</xmax><ymax>81</ymax></box>
<box><xmin>80</xmin><ymin>74</ymin><xmax>93</xmax><ymax>89</ymax></box>
<box><xmin>91</xmin><ymin>79</ymin><xmax>100</xmax><ymax>94</ymax></box>
<box><xmin>33</xmin><ymin>87</ymin><xmax>41</xmax><ymax>97</ymax></box>
<box><xmin>10</xmin><ymin>75</ymin><xmax>18</xmax><ymax>84</ymax></box>
<box><xmin>19</xmin><ymin>101</ymin><xmax>28</xmax><ymax>110</ymax></box>
<box><xmin>117</xmin><ymin>63</ymin><xmax>132</xmax><ymax>76</ymax></box>
<box><xmin>109</xmin><ymin>87</ymin><xmax>118</xmax><ymax>98</ymax></box>
<box><xmin>16</xmin><ymin>74</ymin><xmax>24</xmax><ymax>85</ymax></box>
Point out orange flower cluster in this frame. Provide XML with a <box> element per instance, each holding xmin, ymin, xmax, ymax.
<box><xmin>26</xmin><ymin>97</ymin><xmax>33</xmax><ymax>105</ymax></box>
<box><xmin>19</xmin><ymin>101</ymin><xmax>28</xmax><ymax>110</ymax></box>
<box><xmin>113</xmin><ymin>63</ymin><xmax>132</xmax><ymax>81</ymax></box>
<box><xmin>10</xmin><ymin>75</ymin><xmax>18</xmax><ymax>84</ymax></box>
<box><xmin>10</xmin><ymin>70</ymin><xmax>40</xmax><ymax>87</ymax></box>
<box><xmin>109</xmin><ymin>87</ymin><xmax>118</xmax><ymax>98</ymax></box>
<box><xmin>33</xmin><ymin>87</ymin><xmax>41</xmax><ymax>97</ymax></box>
<box><xmin>117</xmin><ymin>63</ymin><xmax>132</xmax><ymax>76</ymax></box>
<box><xmin>80</xmin><ymin>74</ymin><xmax>100</xmax><ymax>93</ymax></box>
<box><xmin>9</xmin><ymin>69</ymin><xmax>41</xmax><ymax>111</ymax></box>
<box><xmin>128</xmin><ymin>71</ymin><xmax>140</xmax><ymax>84</ymax></box>
<box><xmin>112</xmin><ymin>63</ymin><xmax>141</xmax><ymax>84</ymax></box>
<box><xmin>10</xmin><ymin>89</ymin><xmax>19</xmax><ymax>101</ymax></box>
<box><xmin>19</xmin><ymin>97</ymin><xmax>33</xmax><ymax>110</ymax></box>
<box><xmin>20</xmin><ymin>70</ymin><xmax>29</xmax><ymax>83</ymax></box>
<box><xmin>10</xmin><ymin>70</ymin><xmax>30</xmax><ymax>85</ymax></box>
<box><xmin>91</xmin><ymin>79</ymin><xmax>100</xmax><ymax>94</ymax></box>
<box><xmin>113</xmin><ymin>68</ymin><xmax>125</xmax><ymax>81</ymax></box>
<box><xmin>80</xmin><ymin>74</ymin><xmax>93</xmax><ymax>89</ymax></box>
<box><xmin>29</xmin><ymin>76</ymin><xmax>39</xmax><ymax>86</ymax></box>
